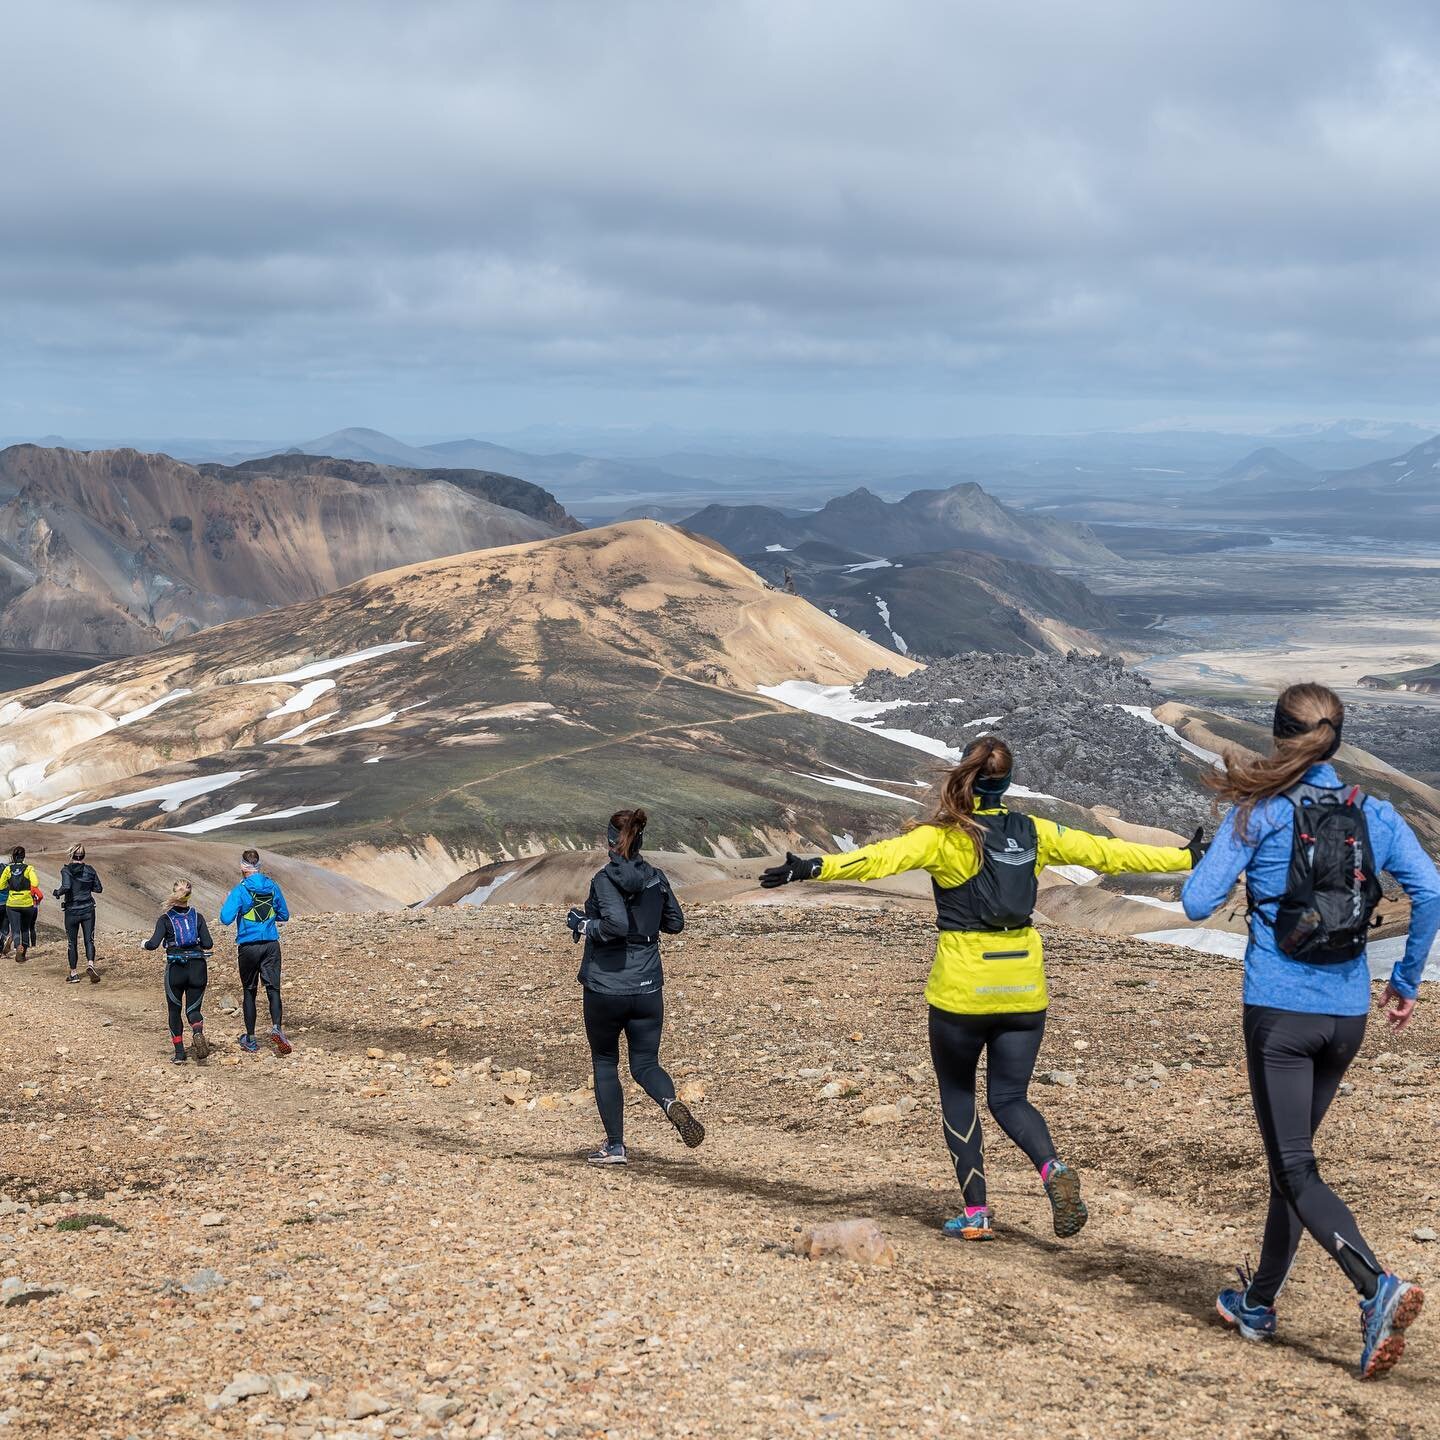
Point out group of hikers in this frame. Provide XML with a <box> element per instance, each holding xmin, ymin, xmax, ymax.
<box><xmin>8</xmin><ymin>679</ymin><xmax>1434</xmax><ymax>1378</ymax></box>
<box><xmin>6</xmin><ymin>844</ymin><xmax>294</xmax><ymax>1061</ymax></box>
<box><xmin>570</xmin><ymin>681</ymin><xmax>1437</xmax><ymax>1381</ymax></box>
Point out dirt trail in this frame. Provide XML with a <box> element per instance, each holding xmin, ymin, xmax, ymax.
<box><xmin>1</xmin><ymin>905</ymin><xmax>1436</xmax><ymax>1439</ymax></box>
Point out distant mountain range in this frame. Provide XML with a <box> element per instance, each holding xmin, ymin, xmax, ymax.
<box><xmin>0</xmin><ymin>445</ymin><xmax>574</xmax><ymax>654</ymax></box>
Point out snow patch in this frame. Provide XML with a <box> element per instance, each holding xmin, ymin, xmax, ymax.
<box><xmin>116</xmin><ymin>688</ymin><xmax>193</xmax><ymax>726</ymax></box>
<box><xmin>16</xmin><ymin>792</ymin><xmax>84</xmax><ymax>822</ymax></box>
<box><xmin>39</xmin><ymin>771</ymin><xmax>252</xmax><ymax>824</ymax></box>
<box><xmin>765</xmin><ymin>544</ymin><xmax>791</xmax><ymax>553</ymax></box>
<box><xmin>1048</xmin><ymin>864</ymin><xmax>1099</xmax><ymax>885</ymax></box>
<box><xmin>242</xmin><ymin>642</ymin><xmax>419</xmax><ymax>686</ymax></box>
<box><xmin>458</xmin><ymin>870</ymin><xmax>516</xmax><ymax>907</ymax></box>
<box><xmin>266</xmin><ymin>678</ymin><xmax>336</xmax><ymax>719</ymax></box>
<box><xmin>1122</xmin><ymin>894</ymin><xmax>1187</xmax><ymax>914</ymax></box>
<box><xmin>831</xmin><ymin>832</ymin><xmax>858</xmax><ymax>851</ymax></box>
<box><xmin>964</xmin><ymin>715</ymin><xmax>1003</xmax><ymax>728</ymax></box>
<box><xmin>168</xmin><ymin>800</ymin><xmax>340</xmax><ymax>835</ymax></box>
<box><xmin>270</xmin><ymin>712</ymin><xmax>335</xmax><ymax>743</ymax></box>
<box><xmin>874</xmin><ymin>597</ymin><xmax>908</xmax><ymax>655</ymax></box>
<box><xmin>846</xmin><ymin>559</ymin><xmax>893</xmax><ymax>572</ymax></box>
<box><xmin>792</xmin><ymin>771</ymin><xmax>922</xmax><ymax>804</ymax></box>
<box><xmin>1118</xmin><ymin>705</ymin><xmax>1223</xmax><ymax>767</ymax></box>
<box><xmin>1137</xmin><ymin>927</ymin><xmax>1247</xmax><ymax>958</ymax></box>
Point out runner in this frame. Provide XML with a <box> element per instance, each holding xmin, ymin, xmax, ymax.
<box><xmin>219</xmin><ymin>849</ymin><xmax>292</xmax><ymax>1055</ymax></box>
<box><xmin>1183</xmin><ymin>682</ymin><xmax>1437</xmax><ymax>1379</ymax></box>
<box><xmin>142</xmin><ymin>880</ymin><xmax>214</xmax><ymax>1064</ymax></box>
<box><xmin>761</xmin><ymin>735</ymin><xmax>1202</xmax><ymax>1241</ymax></box>
<box><xmin>3</xmin><ymin>847</ymin><xmax>41</xmax><ymax>964</ymax></box>
<box><xmin>566</xmin><ymin>807</ymin><xmax>704</xmax><ymax>1164</ymax></box>
<box><xmin>55</xmin><ymin>844</ymin><xmax>103</xmax><ymax>984</ymax></box>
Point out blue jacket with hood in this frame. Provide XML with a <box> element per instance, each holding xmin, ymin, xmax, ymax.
<box><xmin>219</xmin><ymin>871</ymin><xmax>291</xmax><ymax>945</ymax></box>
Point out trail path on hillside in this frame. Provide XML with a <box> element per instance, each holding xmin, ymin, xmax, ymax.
<box><xmin>1</xmin><ymin>906</ymin><xmax>1437</xmax><ymax>1439</ymax></box>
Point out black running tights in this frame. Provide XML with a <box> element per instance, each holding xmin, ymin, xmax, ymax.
<box><xmin>582</xmin><ymin>988</ymin><xmax>676</xmax><ymax>1145</ymax></box>
<box><xmin>928</xmin><ymin>1005</ymin><xmax>1056</xmax><ymax>1210</ymax></box>
<box><xmin>165</xmin><ymin>958</ymin><xmax>208</xmax><ymax>1041</ymax></box>
<box><xmin>66</xmin><ymin>909</ymin><xmax>96</xmax><ymax>969</ymax></box>
<box><xmin>1243</xmin><ymin>1005</ymin><xmax>1381</xmax><ymax>1305</ymax></box>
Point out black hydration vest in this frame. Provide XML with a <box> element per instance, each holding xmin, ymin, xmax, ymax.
<box><xmin>934</xmin><ymin>811</ymin><xmax>1040</xmax><ymax>932</ymax></box>
<box><xmin>1247</xmin><ymin>782</ymin><xmax>1383</xmax><ymax>963</ymax></box>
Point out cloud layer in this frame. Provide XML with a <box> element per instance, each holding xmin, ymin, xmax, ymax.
<box><xmin>7</xmin><ymin>0</ymin><xmax>1440</xmax><ymax>434</ymax></box>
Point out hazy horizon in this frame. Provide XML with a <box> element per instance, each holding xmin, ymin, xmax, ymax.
<box><xmin>9</xmin><ymin>2</ymin><xmax>1440</xmax><ymax>438</ymax></box>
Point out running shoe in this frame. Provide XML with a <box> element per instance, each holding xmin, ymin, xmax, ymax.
<box><xmin>1359</xmin><ymin>1273</ymin><xmax>1425</xmax><ymax>1380</ymax></box>
<box><xmin>1216</xmin><ymin>1264</ymin><xmax>1277</xmax><ymax>1341</ymax></box>
<box><xmin>86</xmin><ymin>963</ymin><xmax>100</xmax><ymax>984</ymax></box>
<box><xmin>14</xmin><ymin>947</ymin><xmax>26</xmax><ymax>964</ymax></box>
<box><xmin>664</xmin><ymin>1097</ymin><xmax>705</xmax><ymax>1148</ymax></box>
<box><xmin>1043</xmin><ymin>1160</ymin><xmax>1089</xmax><ymax>1238</ymax></box>
<box><xmin>269</xmin><ymin>1028</ymin><xmax>292</xmax><ymax>1057</ymax></box>
<box><xmin>587</xmin><ymin>1141</ymin><xmax>628</xmax><ymax>1166</ymax></box>
<box><xmin>172</xmin><ymin>1047</ymin><xmax>187</xmax><ymax>1065</ymax></box>
<box><xmin>942</xmin><ymin>1210</ymin><xmax>996</xmax><ymax>1242</ymax></box>
<box><xmin>237</xmin><ymin>1033</ymin><xmax>260</xmax><ymax>1054</ymax></box>
<box><xmin>191</xmin><ymin>1029</ymin><xmax>211</xmax><ymax>1062</ymax></box>
<box><xmin>66</xmin><ymin>972</ymin><xmax>82</xmax><ymax>985</ymax></box>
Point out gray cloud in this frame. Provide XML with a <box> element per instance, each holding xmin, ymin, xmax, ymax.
<box><xmin>6</xmin><ymin>0</ymin><xmax>1440</xmax><ymax>434</ymax></box>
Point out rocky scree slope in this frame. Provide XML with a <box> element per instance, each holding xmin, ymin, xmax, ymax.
<box><xmin>0</xmin><ymin>445</ymin><xmax>573</xmax><ymax>654</ymax></box>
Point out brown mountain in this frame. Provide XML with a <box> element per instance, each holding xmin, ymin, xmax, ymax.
<box><xmin>0</xmin><ymin>445</ymin><xmax>575</xmax><ymax>655</ymax></box>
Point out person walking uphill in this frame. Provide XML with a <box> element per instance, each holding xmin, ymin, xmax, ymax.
<box><xmin>220</xmin><ymin>849</ymin><xmax>292</xmax><ymax>1056</ymax></box>
<box><xmin>55</xmin><ymin>844</ymin><xmax>103</xmax><ymax>984</ymax></box>
<box><xmin>3</xmin><ymin>847</ymin><xmax>41</xmax><ymax>964</ymax></box>
<box><xmin>762</xmin><ymin>735</ymin><xmax>1202</xmax><ymax>1242</ymax></box>
<box><xmin>566</xmin><ymin>808</ymin><xmax>705</xmax><ymax>1165</ymax></box>
<box><xmin>143</xmin><ymin>880</ymin><xmax>213</xmax><ymax>1064</ymax></box>
<box><xmin>1184</xmin><ymin>682</ymin><xmax>1438</xmax><ymax>1380</ymax></box>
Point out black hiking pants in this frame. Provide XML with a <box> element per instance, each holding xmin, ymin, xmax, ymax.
<box><xmin>1243</xmin><ymin>1005</ymin><xmax>1381</xmax><ymax>1305</ymax></box>
<box><xmin>238</xmin><ymin>941</ymin><xmax>283</xmax><ymax>1034</ymax></box>
<box><xmin>65</xmin><ymin>907</ymin><xmax>96</xmax><ymax>969</ymax></box>
<box><xmin>582</xmin><ymin>987</ymin><xmax>676</xmax><ymax>1145</ymax></box>
<box><xmin>928</xmin><ymin>1006</ymin><xmax>1057</xmax><ymax>1210</ymax></box>
<box><xmin>165</xmin><ymin>956</ymin><xmax>208</xmax><ymax>1040</ymax></box>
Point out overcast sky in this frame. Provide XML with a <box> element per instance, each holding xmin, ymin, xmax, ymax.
<box><xmin>7</xmin><ymin>0</ymin><xmax>1440</xmax><ymax>439</ymax></box>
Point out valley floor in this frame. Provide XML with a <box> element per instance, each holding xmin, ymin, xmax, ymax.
<box><xmin>2</xmin><ymin>907</ymin><xmax>1438</xmax><ymax>1439</ymax></box>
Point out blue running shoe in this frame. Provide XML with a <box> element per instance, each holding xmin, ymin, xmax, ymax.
<box><xmin>586</xmin><ymin>1141</ymin><xmax>627</xmax><ymax>1166</ymax></box>
<box><xmin>1216</xmin><ymin>1264</ymin><xmax>1277</xmax><ymax>1341</ymax></box>
<box><xmin>942</xmin><ymin>1210</ymin><xmax>995</xmax><ymax>1242</ymax></box>
<box><xmin>1359</xmin><ymin>1273</ymin><xmax>1424</xmax><ymax>1380</ymax></box>
<box><xmin>237</xmin><ymin>1033</ymin><xmax>260</xmax><ymax>1054</ymax></box>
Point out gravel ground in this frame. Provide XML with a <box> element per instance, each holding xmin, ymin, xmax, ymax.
<box><xmin>2</xmin><ymin>906</ymin><xmax>1438</xmax><ymax>1439</ymax></box>
<box><xmin>853</xmin><ymin>653</ymin><xmax>1211</xmax><ymax>830</ymax></box>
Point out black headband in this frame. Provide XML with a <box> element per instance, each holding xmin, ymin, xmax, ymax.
<box><xmin>1273</xmin><ymin>704</ymin><xmax>1342</xmax><ymax>758</ymax></box>
<box><xmin>607</xmin><ymin>821</ymin><xmax>643</xmax><ymax>849</ymax></box>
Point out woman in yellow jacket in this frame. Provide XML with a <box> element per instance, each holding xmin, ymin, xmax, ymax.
<box><xmin>761</xmin><ymin>735</ymin><xmax>1203</xmax><ymax>1242</ymax></box>
<box><xmin>3</xmin><ymin>846</ymin><xmax>42</xmax><ymax>964</ymax></box>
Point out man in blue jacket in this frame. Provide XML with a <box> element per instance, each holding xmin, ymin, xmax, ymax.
<box><xmin>220</xmin><ymin>848</ymin><xmax>292</xmax><ymax>1055</ymax></box>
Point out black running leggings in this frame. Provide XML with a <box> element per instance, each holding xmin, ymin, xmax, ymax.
<box><xmin>165</xmin><ymin>957</ymin><xmax>207</xmax><ymax>1041</ymax></box>
<box><xmin>928</xmin><ymin>1006</ymin><xmax>1056</xmax><ymax>1210</ymax></box>
<box><xmin>238</xmin><ymin>941</ymin><xmax>283</xmax><ymax>1034</ymax></box>
<box><xmin>582</xmin><ymin>988</ymin><xmax>676</xmax><ymax>1145</ymax></box>
<box><xmin>1243</xmin><ymin>1005</ymin><xmax>1382</xmax><ymax>1305</ymax></box>
<box><xmin>66</xmin><ymin>909</ymin><xmax>96</xmax><ymax>969</ymax></box>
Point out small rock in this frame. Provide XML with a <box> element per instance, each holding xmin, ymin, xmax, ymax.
<box><xmin>1414</xmin><ymin>1227</ymin><xmax>1438</xmax><ymax>1243</ymax></box>
<box><xmin>894</xmin><ymin>1095</ymin><xmax>918</xmax><ymax>1115</ymax></box>
<box><xmin>218</xmin><ymin>1372</ymin><xmax>271</xmax><ymax>1405</ymax></box>
<box><xmin>1044</xmin><ymin>1071</ymin><xmax>1078</xmax><ymax>1088</ymax></box>
<box><xmin>498</xmin><ymin>1068</ymin><xmax>532</xmax><ymax>1086</ymax></box>
<box><xmin>365</xmin><ymin>1048</ymin><xmax>385</xmax><ymax>1060</ymax></box>
<box><xmin>1339</xmin><ymin>1082</ymin><xmax>1356</xmax><ymax>1096</ymax></box>
<box><xmin>795</xmin><ymin>1218</ymin><xmax>895</xmax><ymax>1267</ymax></box>
<box><xmin>677</xmin><ymin>1079</ymin><xmax>706</xmax><ymax>1104</ymax></box>
<box><xmin>346</xmin><ymin>1390</ymin><xmax>391</xmax><ymax>1419</ymax></box>
<box><xmin>198</xmin><ymin>1212</ymin><xmax>226</xmax><ymax>1228</ymax></box>
<box><xmin>858</xmin><ymin>1104</ymin><xmax>902</xmax><ymax>1126</ymax></box>
<box><xmin>417</xmin><ymin>1395</ymin><xmax>463</xmax><ymax>1422</ymax></box>
<box><xmin>271</xmin><ymin>1373</ymin><xmax>313</xmax><ymax>1403</ymax></box>
<box><xmin>180</xmin><ymin>1268</ymin><xmax>227</xmax><ymax>1296</ymax></box>
<box><xmin>817</xmin><ymin>1080</ymin><xmax>854</xmax><ymax>1101</ymax></box>
<box><xmin>429</xmin><ymin>1074</ymin><xmax>452</xmax><ymax>1087</ymax></box>
<box><xmin>797</xmin><ymin>1067</ymin><xmax>829</xmax><ymax>1081</ymax></box>
<box><xmin>1149</xmin><ymin>1062</ymin><xmax>1169</xmax><ymax>1080</ymax></box>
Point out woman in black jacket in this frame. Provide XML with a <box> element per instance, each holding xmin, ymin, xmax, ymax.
<box><xmin>566</xmin><ymin>808</ymin><xmax>704</xmax><ymax>1164</ymax></box>
<box><xmin>143</xmin><ymin>880</ymin><xmax>214</xmax><ymax>1064</ymax></box>
<box><xmin>55</xmin><ymin>844</ymin><xmax>103</xmax><ymax>984</ymax></box>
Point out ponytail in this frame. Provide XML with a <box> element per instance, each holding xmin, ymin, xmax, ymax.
<box><xmin>918</xmin><ymin>736</ymin><xmax>1015</xmax><ymax>846</ymax></box>
<box><xmin>608</xmin><ymin>807</ymin><xmax>647</xmax><ymax>860</ymax></box>
<box><xmin>1208</xmin><ymin>681</ymin><xmax>1344</xmax><ymax>840</ymax></box>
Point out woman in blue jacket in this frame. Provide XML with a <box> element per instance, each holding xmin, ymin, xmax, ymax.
<box><xmin>1183</xmin><ymin>682</ymin><xmax>1439</xmax><ymax>1379</ymax></box>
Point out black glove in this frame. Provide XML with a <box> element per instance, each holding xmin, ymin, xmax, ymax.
<box><xmin>1185</xmin><ymin>826</ymin><xmax>1208</xmax><ymax>868</ymax></box>
<box><xmin>759</xmin><ymin>853</ymin><xmax>823</xmax><ymax>889</ymax></box>
<box><xmin>566</xmin><ymin>907</ymin><xmax>590</xmax><ymax>943</ymax></box>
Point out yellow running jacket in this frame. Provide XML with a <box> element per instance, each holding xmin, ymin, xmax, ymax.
<box><xmin>816</xmin><ymin>814</ymin><xmax>1191</xmax><ymax>1015</ymax></box>
<box><xmin>2</xmin><ymin>862</ymin><xmax>39</xmax><ymax>909</ymax></box>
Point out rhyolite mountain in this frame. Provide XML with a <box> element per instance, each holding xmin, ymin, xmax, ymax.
<box><xmin>0</xmin><ymin>445</ymin><xmax>575</xmax><ymax>654</ymax></box>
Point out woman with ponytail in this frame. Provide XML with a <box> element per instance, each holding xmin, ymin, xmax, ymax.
<box><xmin>566</xmin><ymin>808</ymin><xmax>704</xmax><ymax>1164</ymax></box>
<box><xmin>1184</xmin><ymin>682</ymin><xmax>1439</xmax><ymax>1378</ymax></box>
<box><xmin>762</xmin><ymin>735</ymin><xmax>1201</xmax><ymax>1241</ymax></box>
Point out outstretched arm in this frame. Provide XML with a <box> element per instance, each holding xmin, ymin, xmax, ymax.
<box><xmin>1182</xmin><ymin>809</ymin><xmax>1249</xmax><ymax>921</ymax></box>
<box><xmin>1038</xmin><ymin>820</ymin><xmax>1192</xmax><ymax>878</ymax></box>
<box><xmin>141</xmin><ymin>916</ymin><xmax>167</xmax><ymax>952</ymax></box>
